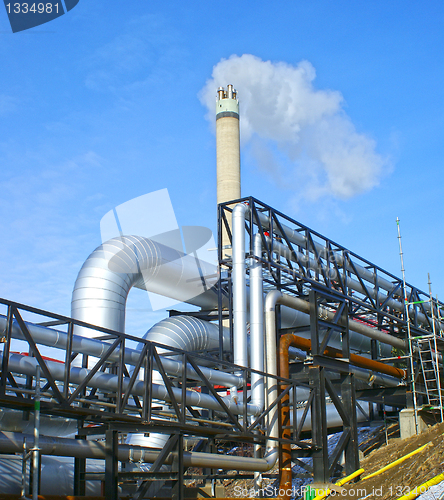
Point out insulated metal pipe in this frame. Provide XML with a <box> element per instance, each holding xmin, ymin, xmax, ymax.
<box><xmin>232</xmin><ymin>203</ymin><xmax>404</xmax><ymax>353</ymax></box>
<box><xmin>141</xmin><ymin>315</ymin><xmax>230</xmax><ymax>355</ymax></box>
<box><xmin>264</xmin><ymin>298</ymin><xmax>279</xmax><ymax>465</ymax></box>
<box><xmin>0</xmin><ymin>315</ymin><xmax>241</xmax><ymax>389</ymax></box>
<box><xmin>266</xmin><ymin>290</ymin><xmax>406</xmax><ymax>350</ymax></box>
<box><xmin>0</xmin><ymin>403</ymin><xmax>364</xmax><ymax>472</ymax></box>
<box><xmin>253</xmin><ymin>210</ymin><xmax>397</xmax><ymax>293</ymax></box>
<box><xmin>71</xmin><ymin>235</ymin><xmax>218</xmax><ymax>336</ymax></box>
<box><xmin>1</xmin><ymin>352</ymin><xmax>261</xmax><ymax>416</ymax></box>
<box><xmin>289</xmin><ymin>402</ymin><xmax>368</xmax><ymax>431</ymax></box>
<box><xmin>0</xmin><ymin>409</ymin><xmax>77</xmax><ymax>436</ymax></box>
<box><xmin>70</xmin><ymin>213</ymin><xmax>308</xmax><ymax>345</ymax></box>
<box><xmin>232</xmin><ymin>203</ymin><xmax>249</xmax><ymax>370</ymax></box>
<box><xmin>253</xmin><ymin>209</ymin><xmax>442</xmax><ymax>330</ymax></box>
<box><xmin>267</xmin><ymin>237</ymin><xmax>409</xmax><ymax>316</ymax></box>
<box><xmin>132</xmin><ymin>315</ymin><xmax>235</xmax><ymax>449</ymax></box>
<box><xmin>32</xmin><ymin>366</ymin><xmax>40</xmax><ymax>500</ymax></box>
<box><xmin>137</xmin><ymin>315</ymin><xmax>236</xmax><ymax>452</ymax></box>
<box><xmin>0</xmin><ymin>431</ymin><xmax>273</xmax><ymax>472</ymax></box>
<box><xmin>0</xmin><ymin>402</ymin><xmax>366</xmax><ymax>472</ymax></box>
<box><xmin>250</xmin><ymin>234</ymin><xmax>264</xmax><ymax>408</ymax></box>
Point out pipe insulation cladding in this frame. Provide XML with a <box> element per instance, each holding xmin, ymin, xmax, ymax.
<box><xmin>250</xmin><ymin>207</ymin><xmax>443</xmax><ymax>331</ymax></box>
<box><xmin>69</xmin><ymin>233</ymin><xmax>310</xmax><ymax>345</ymax></box>
<box><xmin>0</xmin><ymin>314</ymin><xmax>241</xmax><ymax>389</ymax></box>
<box><xmin>0</xmin><ymin>352</ymin><xmax>263</xmax><ymax>416</ymax></box>
<box><xmin>71</xmin><ymin>206</ymin><xmax>410</xmax><ymax>358</ymax></box>
<box><xmin>71</xmin><ymin>235</ymin><xmax>219</xmax><ymax>336</ymax></box>
<box><xmin>232</xmin><ymin>205</ymin><xmax>406</xmax><ymax>353</ymax></box>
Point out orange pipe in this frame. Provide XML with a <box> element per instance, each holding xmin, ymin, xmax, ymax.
<box><xmin>277</xmin><ymin>333</ymin><xmax>406</xmax><ymax>500</ymax></box>
<box><xmin>278</xmin><ymin>335</ymin><xmax>297</xmax><ymax>500</ymax></box>
<box><xmin>285</xmin><ymin>335</ymin><xmax>406</xmax><ymax>380</ymax></box>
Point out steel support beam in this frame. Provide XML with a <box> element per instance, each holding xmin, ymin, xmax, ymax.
<box><xmin>341</xmin><ymin>373</ymin><xmax>359</xmax><ymax>475</ymax></box>
<box><xmin>105</xmin><ymin>430</ymin><xmax>118</xmax><ymax>500</ymax></box>
<box><xmin>172</xmin><ymin>434</ymin><xmax>184</xmax><ymax>500</ymax></box>
<box><xmin>309</xmin><ymin>365</ymin><xmax>329</xmax><ymax>483</ymax></box>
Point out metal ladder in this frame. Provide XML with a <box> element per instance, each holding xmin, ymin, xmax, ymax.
<box><xmin>396</xmin><ymin>224</ymin><xmax>443</xmax><ymax>425</ymax></box>
<box><xmin>417</xmin><ymin>336</ymin><xmax>442</xmax><ymax>408</ymax></box>
<box><xmin>415</xmin><ymin>275</ymin><xmax>444</xmax><ymax>421</ymax></box>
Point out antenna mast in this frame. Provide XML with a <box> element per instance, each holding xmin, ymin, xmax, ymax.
<box><xmin>396</xmin><ymin>217</ymin><xmax>419</xmax><ymax>434</ymax></box>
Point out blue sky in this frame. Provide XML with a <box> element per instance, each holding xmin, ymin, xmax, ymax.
<box><xmin>0</xmin><ymin>1</ymin><xmax>442</xmax><ymax>336</ymax></box>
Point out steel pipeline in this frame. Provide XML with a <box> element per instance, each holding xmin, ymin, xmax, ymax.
<box><xmin>266</xmin><ymin>290</ymin><xmax>406</xmax><ymax>351</ymax></box>
<box><xmin>277</xmin><ymin>333</ymin><xmax>405</xmax><ymax>500</ymax></box>
<box><xmin>0</xmin><ymin>431</ymin><xmax>272</xmax><ymax>472</ymax></box>
<box><xmin>0</xmin><ymin>352</ymin><xmax>261</xmax><ymax>416</ymax></box>
<box><xmin>250</xmin><ymin>207</ymin><xmax>442</xmax><ymax>330</ymax></box>
<box><xmin>0</xmin><ymin>315</ymin><xmax>241</xmax><ymax>389</ymax></box>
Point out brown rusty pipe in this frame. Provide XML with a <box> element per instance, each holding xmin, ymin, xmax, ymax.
<box><xmin>282</xmin><ymin>335</ymin><xmax>406</xmax><ymax>379</ymax></box>
<box><xmin>278</xmin><ymin>334</ymin><xmax>297</xmax><ymax>500</ymax></box>
<box><xmin>277</xmin><ymin>333</ymin><xmax>406</xmax><ymax>500</ymax></box>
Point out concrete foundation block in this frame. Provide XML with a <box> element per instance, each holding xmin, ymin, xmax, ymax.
<box><xmin>399</xmin><ymin>408</ymin><xmax>428</xmax><ymax>439</ymax></box>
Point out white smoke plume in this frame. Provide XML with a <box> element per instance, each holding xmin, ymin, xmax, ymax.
<box><xmin>200</xmin><ymin>54</ymin><xmax>388</xmax><ymax>200</ymax></box>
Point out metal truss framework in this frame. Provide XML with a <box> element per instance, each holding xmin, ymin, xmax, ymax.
<box><xmin>289</xmin><ymin>289</ymin><xmax>360</xmax><ymax>482</ymax></box>
<box><xmin>218</xmin><ymin>197</ymin><xmax>444</xmax><ymax>484</ymax></box>
<box><xmin>0</xmin><ymin>297</ymin><xmax>320</xmax><ymax>499</ymax></box>
<box><xmin>218</xmin><ymin>197</ymin><xmax>443</xmax><ymax>341</ymax></box>
<box><xmin>0</xmin><ymin>197</ymin><xmax>441</xmax><ymax>498</ymax></box>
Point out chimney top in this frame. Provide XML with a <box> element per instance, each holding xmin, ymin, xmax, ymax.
<box><xmin>216</xmin><ymin>85</ymin><xmax>238</xmax><ymax>102</ymax></box>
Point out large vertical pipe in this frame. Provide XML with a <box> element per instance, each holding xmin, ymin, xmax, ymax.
<box><xmin>250</xmin><ymin>233</ymin><xmax>264</xmax><ymax>408</ymax></box>
<box><xmin>232</xmin><ymin>204</ymin><xmax>249</xmax><ymax>371</ymax></box>
<box><xmin>32</xmin><ymin>366</ymin><xmax>40</xmax><ymax>500</ymax></box>
<box><xmin>251</xmin><ymin>233</ymin><xmax>264</xmax><ymax>494</ymax></box>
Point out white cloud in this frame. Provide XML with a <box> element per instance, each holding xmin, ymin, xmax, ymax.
<box><xmin>200</xmin><ymin>54</ymin><xmax>389</xmax><ymax>200</ymax></box>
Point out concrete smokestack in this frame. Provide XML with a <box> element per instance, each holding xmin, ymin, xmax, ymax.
<box><xmin>216</xmin><ymin>84</ymin><xmax>240</xmax><ymax>206</ymax></box>
<box><xmin>216</xmin><ymin>85</ymin><xmax>240</xmax><ymax>254</ymax></box>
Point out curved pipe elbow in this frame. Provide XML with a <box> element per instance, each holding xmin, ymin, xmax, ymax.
<box><xmin>142</xmin><ymin>315</ymin><xmax>229</xmax><ymax>353</ymax></box>
<box><xmin>71</xmin><ymin>236</ymin><xmax>220</xmax><ymax>335</ymax></box>
<box><xmin>265</xmin><ymin>290</ymin><xmax>283</xmax><ymax>313</ymax></box>
<box><xmin>232</xmin><ymin>202</ymin><xmax>249</xmax><ymax>219</ymax></box>
<box><xmin>263</xmin><ymin>448</ymin><xmax>279</xmax><ymax>471</ymax></box>
<box><xmin>71</xmin><ymin>236</ymin><xmax>158</xmax><ymax>333</ymax></box>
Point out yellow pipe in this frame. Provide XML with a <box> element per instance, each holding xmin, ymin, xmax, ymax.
<box><xmin>336</xmin><ymin>468</ymin><xmax>365</xmax><ymax>486</ymax></box>
<box><xmin>361</xmin><ymin>442</ymin><xmax>432</xmax><ymax>480</ymax></box>
<box><xmin>396</xmin><ymin>472</ymin><xmax>444</xmax><ymax>500</ymax></box>
<box><xmin>312</xmin><ymin>468</ymin><xmax>365</xmax><ymax>500</ymax></box>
